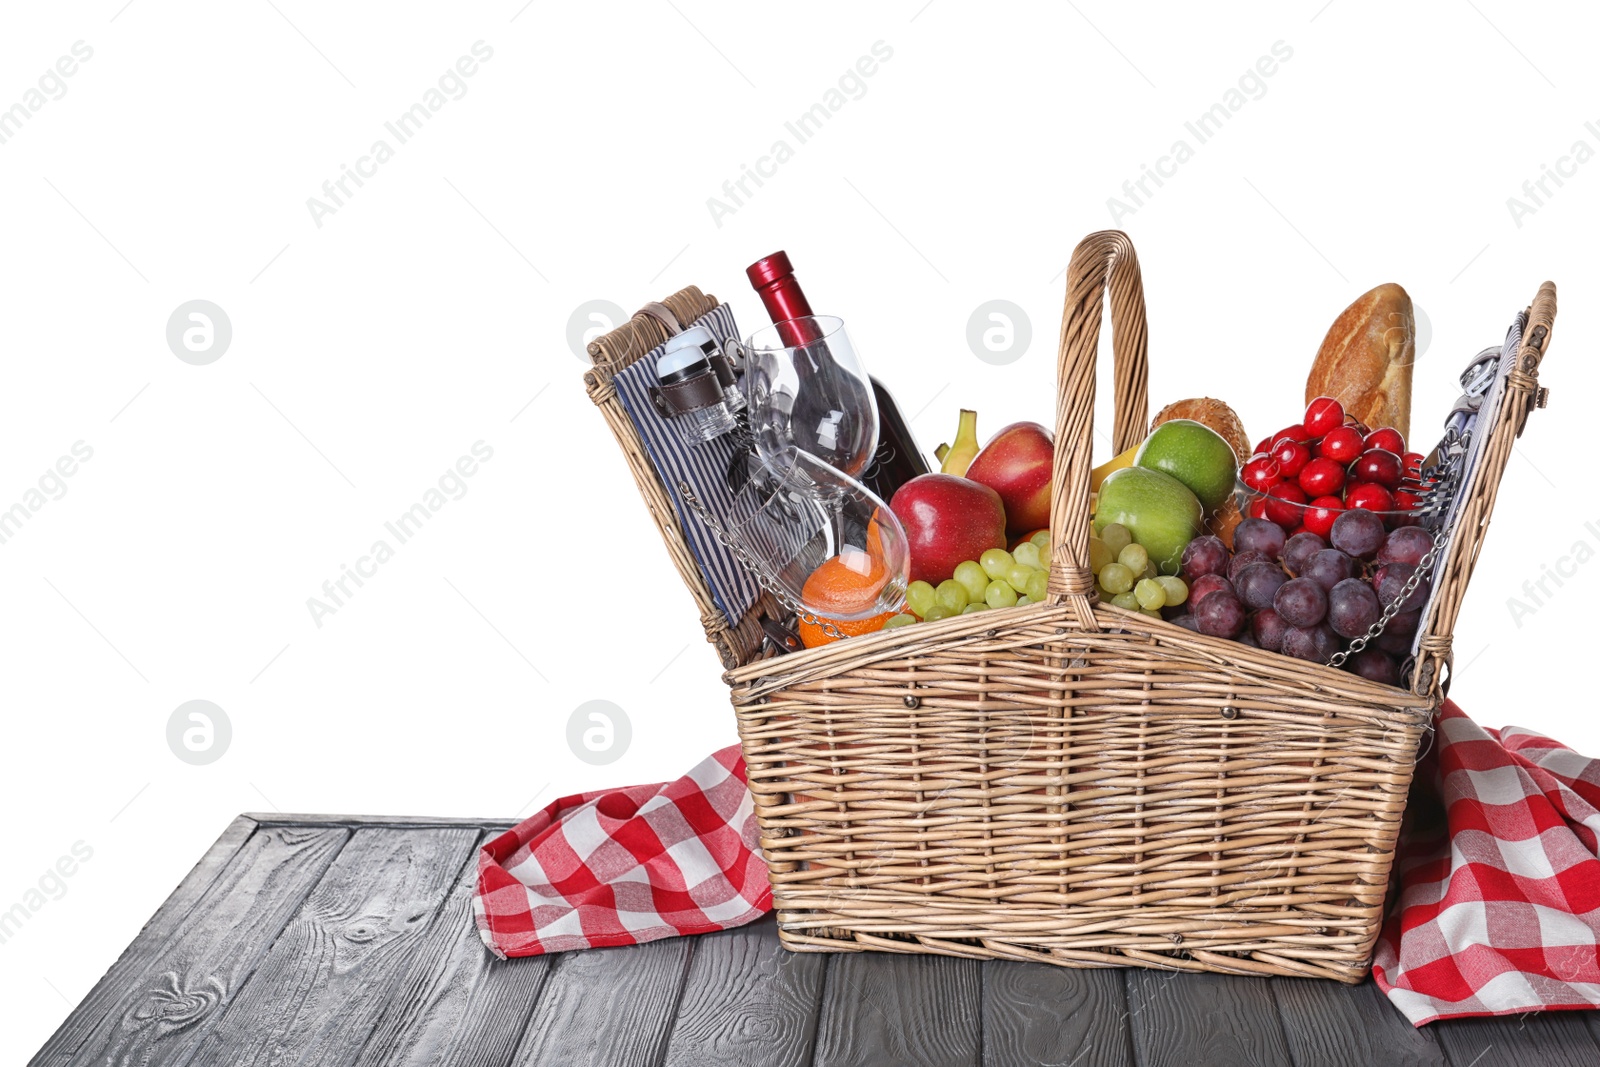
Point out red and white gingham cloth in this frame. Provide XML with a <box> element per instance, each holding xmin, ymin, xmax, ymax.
<box><xmin>473</xmin><ymin>744</ymin><xmax>770</xmax><ymax>957</ymax></box>
<box><xmin>1374</xmin><ymin>699</ymin><xmax>1600</xmax><ymax>1025</ymax></box>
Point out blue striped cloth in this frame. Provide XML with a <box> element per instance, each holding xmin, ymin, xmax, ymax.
<box><xmin>613</xmin><ymin>304</ymin><xmax>762</xmax><ymax>627</ymax></box>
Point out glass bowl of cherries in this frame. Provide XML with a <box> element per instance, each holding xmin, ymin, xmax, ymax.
<box><xmin>1233</xmin><ymin>396</ymin><xmax>1435</xmax><ymax>538</ymax></box>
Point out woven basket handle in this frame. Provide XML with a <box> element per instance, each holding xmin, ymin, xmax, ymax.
<box><xmin>1045</xmin><ymin>231</ymin><xmax>1151</xmax><ymax>620</ymax></box>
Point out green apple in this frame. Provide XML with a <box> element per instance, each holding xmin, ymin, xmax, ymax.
<box><xmin>1135</xmin><ymin>419</ymin><xmax>1237</xmax><ymax>512</ymax></box>
<box><xmin>1094</xmin><ymin>466</ymin><xmax>1204</xmax><ymax>574</ymax></box>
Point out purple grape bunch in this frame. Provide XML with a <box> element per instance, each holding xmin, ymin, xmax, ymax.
<box><xmin>1163</xmin><ymin>514</ymin><xmax>1435</xmax><ymax>683</ymax></box>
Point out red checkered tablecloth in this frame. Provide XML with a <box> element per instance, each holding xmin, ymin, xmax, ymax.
<box><xmin>1374</xmin><ymin>700</ymin><xmax>1600</xmax><ymax>1024</ymax></box>
<box><xmin>473</xmin><ymin>744</ymin><xmax>770</xmax><ymax>957</ymax></box>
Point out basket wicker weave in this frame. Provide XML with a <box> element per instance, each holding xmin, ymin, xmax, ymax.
<box><xmin>588</xmin><ymin>231</ymin><xmax>1556</xmax><ymax>981</ymax></box>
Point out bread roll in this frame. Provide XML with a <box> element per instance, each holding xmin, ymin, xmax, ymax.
<box><xmin>1306</xmin><ymin>284</ymin><xmax>1415</xmax><ymax>440</ymax></box>
<box><xmin>1150</xmin><ymin>397</ymin><xmax>1252</xmax><ymax>461</ymax></box>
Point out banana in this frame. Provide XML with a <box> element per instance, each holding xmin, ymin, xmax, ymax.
<box><xmin>1089</xmin><ymin>443</ymin><xmax>1139</xmax><ymax>493</ymax></box>
<box><xmin>939</xmin><ymin>410</ymin><xmax>980</xmax><ymax>477</ymax></box>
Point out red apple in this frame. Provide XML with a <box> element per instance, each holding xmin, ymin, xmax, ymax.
<box><xmin>889</xmin><ymin>474</ymin><xmax>1008</xmax><ymax>585</ymax></box>
<box><xmin>965</xmin><ymin>422</ymin><xmax>1053</xmax><ymax>535</ymax></box>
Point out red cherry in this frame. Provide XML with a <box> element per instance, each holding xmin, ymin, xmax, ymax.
<box><xmin>1345</xmin><ymin>482</ymin><xmax>1395</xmax><ymax>513</ymax></box>
<box><xmin>1254</xmin><ymin>435</ymin><xmax>1274</xmax><ymax>456</ymax></box>
<box><xmin>1318</xmin><ymin>425</ymin><xmax>1365</xmax><ymax>464</ymax></box>
<box><xmin>1402</xmin><ymin>451</ymin><xmax>1425</xmax><ymax>475</ymax></box>
<box><xmin>1391</xmin><ymin>488</ymin><xmax>1423</xmax><ymax>527</ymax></box>
<box><xmin>1264</xmin><ymin>482</ymin><xmax>1307</xmax><ymax>528</ymax></box>
<box><xmin>1303</xmin><ymin>496</ymin><xmax>1345</xmax><ymax>538</ymax></box>
<box><xmin>1270</xmin><ymin>438</ymin><xmax>1311</xmax><ymax>478</ymax></box>
<box><xmin>1297</xmin><ymin>456</ymin><xmax>1347</xmax><ymax>497</ymax></box>
<box><xmin>1241</xmin><ymin>454</ymin><xmax>1283</xmax><ymax>491</ymax></box>
<box><xmin>1303</xmin><ymin>396</ymin><xmax>1345</xmax><ymax>438</ymax></box>
<box><xmin>1273</xmin><ymin>423</ymin><xmax>1313</xmax><ymax>445</ymax></box>
<box><xmin>1352</xmin><ymin>449</ymin><xmax>1404</xmax><ymax>489</ymax></box>
<box><xmin>1365</xmin><ymin>427</ymin><xmax>1406</xmax><ymax>455</ymax></box>
<box><xmin>1248</xmin><ymin>498</ymin><xmax>1267</xmax><ymax>519</ymax></box>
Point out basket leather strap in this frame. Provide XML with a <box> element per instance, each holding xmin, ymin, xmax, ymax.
<box><xmin>654</xmin><ymin>372</ymin><xmax>725</xmax><ymax>415</ymax></box>
<box><xmin>635</xmin><ymin>301</ymin><xmax>681</xmax><ymax>335</ymax></box>
<box><xmin>1046</xmin><ymin>231</ymin><xmax>1151</xmax><ymax>628</ymax></box>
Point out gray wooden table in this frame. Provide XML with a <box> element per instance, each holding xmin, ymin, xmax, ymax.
<box><xmin>31</xmin><ymin>813</ymin><xmax>1600</xmax><ymax>1067</ymax></box>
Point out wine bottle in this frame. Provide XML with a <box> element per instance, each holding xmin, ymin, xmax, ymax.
<box><xmin>866</xmin><ymin>376</ymin><xmax>931</xmax><ymax>501</ymax></box>
<box><xmin>744</xmin><ymin>251</ymin><xmax>929</xmax><ymax>499</ymax></box>
<box><xmin>747</xmin><ymin>251</ymin><xmax>822</xmax><ymax>348</ymax></box>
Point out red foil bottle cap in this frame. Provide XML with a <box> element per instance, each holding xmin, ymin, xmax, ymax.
<box><xmin>746</xmin><ymin>251</ymin><xmax>794</xmax><ymax>289</ymax></box>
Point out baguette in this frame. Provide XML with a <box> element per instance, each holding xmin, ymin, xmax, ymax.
<box><xmin>1306</xmin><ymin>283</ymin><xmax>1415</xmax><ymax>440</ymax></box>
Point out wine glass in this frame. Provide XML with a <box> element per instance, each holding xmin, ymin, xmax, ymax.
<box><xmin>725</xmin><ymin>447</ymin><xmax>907</xmax><ymax>623</ymax></box>
<box><xmin>732</xmin><ymin>316</ymin><xmax>880</xmax><ymax>480</ymax></box>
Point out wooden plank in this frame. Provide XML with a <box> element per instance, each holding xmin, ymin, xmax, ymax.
<box><xmin>662</xmin><ymin>917</ymin><xmax>825</xmax><ymax>1067</ymax></box>
<box><xmin>1271</xmin><ymin>978</ymin><xmax>1445</xmax><ymax>1067</ymax></box>
<box><xmin>1433</xmin><ymin>1012</ymin><xmax>1600</xmax><ymax>1067</ymax></box>
<box><xmin>247</xmin><ymin>812</ymin><xmax>519</xmax><ymax>830</ymax></box>
<box><xmin>983</xmin><ymin>960</ymin><xmax>1133</xmax><ymax>1067</ymax></box>
<box><xmin>811</xmin><ymin>952</ymin><xmax>983</xmax><ymax>1067</ymax></box>
<box><xmin>349</xmin><ymin>831</ymin><xmax>554</xmax><ymax>1067</ymax></box>
<box><xmin>30</xmin><ymin>815</ymin><xmax>260</xmax><ymax>1066</ymax></box>
<box><xmin>509</xmin><ymin>936</ymin><xmax>695</xmax><ymax>1067</ymax></box>
<box><xmin>42</xmin><ymin>824</ymin><xmax>349</xmax><ymax>1067</ymax></box>
<box><xmin>1125</xmin><ymin>968</ymin><xmax>1293</xmax><ymax>1067</ymax></box>
<box><xmin>184</xmin><ymin>826</ymin><xmax>481</xmax><ymax>1065</ymax></box>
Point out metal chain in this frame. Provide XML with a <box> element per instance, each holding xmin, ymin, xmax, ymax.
<box><xmin>1325</xmin><ymin>415</ymin><xmax>1470</xmax><ymax>669</ymax></box>
<box><xmin>677</xmin><ymin>481</ymin><xmax>847</xmax><ymax>641</ymax></box>
<box><xmin>1326</xmin><ymin>525</ymin><xmax>1448</xmax><ymax>667</ymax></box>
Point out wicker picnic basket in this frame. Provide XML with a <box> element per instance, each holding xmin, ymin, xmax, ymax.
<box><xmin>584</xmin><ymin>231</ymin><xmax>1557</xmax><ymax>982</ymax></box>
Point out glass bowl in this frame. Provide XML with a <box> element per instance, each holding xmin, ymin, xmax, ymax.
<box><xmin>725</xmin><ymin>448</ymin><xmax>908</xmax><ymax>622</ymax></box>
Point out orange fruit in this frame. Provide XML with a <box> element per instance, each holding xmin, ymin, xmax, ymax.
<box><xmin>796</xmin><ymin>550</ymin><xmax>895</xmax><ymax>649</ymax></box>
<box><xmin>1009</xmin><ymin>528</ymin><xmax>1049</xmax><ymax>551</ymax></box>
<box><xmin>866</xmin><ymin>511</ymin><xmax>888</xmax><ymax>560</ymax></box>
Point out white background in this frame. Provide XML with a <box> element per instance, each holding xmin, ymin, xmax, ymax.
<box><xmin>1</xmin><ymin>0</ymin><xmax>1595</xmax><ymax>1057</ymax></box>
